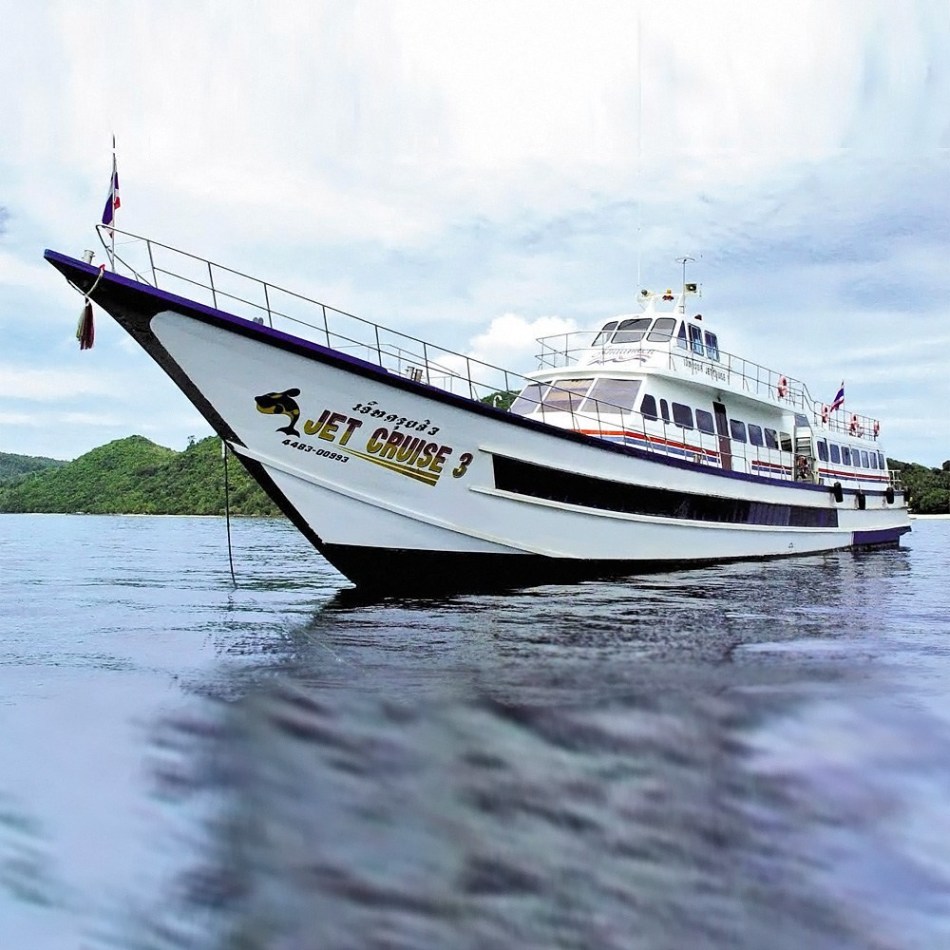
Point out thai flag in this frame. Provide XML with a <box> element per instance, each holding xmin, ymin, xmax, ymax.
<box><xmin>101</xmin><ymin>156</ymin><xmax>120</xmax><ymax>228</ymax></box>
<box><xmin>830</xmin><ymin>381</ymin><xmax>845</xmax><ymax>412</ymax></box>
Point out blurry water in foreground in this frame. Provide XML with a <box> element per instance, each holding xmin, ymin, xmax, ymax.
<box><xmin>1</xmin><ymin>514</ymin><xmax>948</xmax><ymax>949</ymax></box>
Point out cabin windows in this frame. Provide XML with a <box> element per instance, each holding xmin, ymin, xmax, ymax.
<box><xmin>647</xmin><ymin>317</ymin><xmax>677</xmax><ymax>342</ymax></box>
<box><xmin>592</xmin><ymin>316</ymin><xmax>698</xmax><ymax>348</ymax></box>
<box><xmin>671</xmin><ymin>402</ymin><xmax>694</xmax><ymax>429</ymax></box>
<box><xmin>780</xmin><ymin>432</ymin><xmax>793</xmax><ymax>453</ymax></box>
<box><xmin>612</xmin><ymin>317</ymin><xmax>652</xmax><ymax>344</ymax></box>
<box><xmin>695</xmin><ymin>409</ymin><xmax>715</xmax><ymax>435</ymax></box>
<box><xmin>817</xmin><ymin>439</ymin><xmax>829</xmax><ymax>462</ymax></box>
<box><xmin>704</xmin><ymin>331</ymin><xmax>720</xmax><ymax>361</ymax></box>
<box><xmin>541</xmin><ymin>378</ymin><xmax>594</xmax><ymax>413</ymax></box>
<box><xmin>764</xmin><ymin>428</ymin><xmax>779</xmax><ymax>451</ymax></box>
<box><xmin>829</xmin><ymin>443</ymin><xmax>841</xmax><ymax>464</ymax></box>
<box><xmin>861</xmin><ymin>450</ymin><xmax>870</xmax><ymax>468</ymax></box>
<box><xmin>660</xmin><ymin>399</ymin><xmax>671</xmax><ymax>423</ymax></box>
<box><xmin>748</xmin><ymin>424</ymin><xmax>764</xmax><ymax>447</ymax></box>
<box><xmin>590</xmin><ymin>321</ymin><xmax>618</xmax><ymax>348</ymax></box>
<box><xmin>877</xmin><ymin>451</ymin><xmax>886</xmax><ymax>469</ymax></box>
<box><xmin>510</xmin><ymin>379</ymin><xmax>597</xmax><ymax>416</ymax></box>
<box><xmin>729</xmin><ymin>419</ymin><xmax>747</xmax><ymax>443</ymax></box>
<box><xmin>841</xmin><ymin>446</ymin><xmax>852</xmax><ymax>466</ymax></box>
<box><xmin>510</xmin><ymin>383</ymin><xmax>547</xmax><ymax>416</ymax></box>
<box><xmin>870</xmin><ymin>453</ymin><xmax>879</xmax><ymax>470</ymax></box>
<box><xmin>581</xmin><ymin>378</ymin><xmax>642</xmax><ymax>413</ymax></box>
<box><xmin>640</xmin><ymin>394</ymin><xmax>658</xmax><ymax>419</ymax></box>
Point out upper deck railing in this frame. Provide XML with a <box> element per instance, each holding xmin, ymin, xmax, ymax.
<box><xmin>534</xmin><ymin>330</ymin><xmax>881</xmax><ymax>437</ymax></box>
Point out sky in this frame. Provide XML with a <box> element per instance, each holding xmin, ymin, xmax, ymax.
<box><xmin>1</xmin><ymin>0</ymin><xmax>948</xmax><ymax>465</ymax></box>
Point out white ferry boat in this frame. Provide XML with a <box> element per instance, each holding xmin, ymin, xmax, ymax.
<box><xmin>46</xmin><ymin>229</ymin><xmax>910</xmax><ymax>593</ymax></box>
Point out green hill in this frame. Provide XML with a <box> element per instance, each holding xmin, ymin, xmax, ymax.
<box><xmin>889</xmin><ymin>458</ymin><xmax>950</xmax><ymax>515</ymax></box>
<box><xmin>0</xmin><ymin>436</ymin><xmax>279</xmax><ymax>516</ymax></box>
<box><xmin>0</xmin><ymin>451</ymin><xmax>65</xmax><ymax>484</ymax></box>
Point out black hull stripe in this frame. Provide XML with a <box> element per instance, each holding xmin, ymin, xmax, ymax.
<box><xmin>493</xmin><ymin>455</ymin><xmax>839</xmax><ymax>527</ymax></box>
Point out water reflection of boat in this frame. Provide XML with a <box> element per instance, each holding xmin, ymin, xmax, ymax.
<box><xmin>46</xmin><ymin>229</ymin><xmax>911</xmax><ymax>592</ymax></box>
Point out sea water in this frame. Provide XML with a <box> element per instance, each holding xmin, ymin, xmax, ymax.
<box><xmin>1</xmin><ymin>513</ymin><xmax>948</xmax><ymax>949</ymax></box>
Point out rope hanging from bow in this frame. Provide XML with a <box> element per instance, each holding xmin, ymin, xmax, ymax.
<box><xmin>72</xmin><ymin>263</ymin><xmax>107</xmax><ymax>350</ymax></box>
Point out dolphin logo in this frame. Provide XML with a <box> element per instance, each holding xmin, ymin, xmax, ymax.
<box><xmin>255</xmin><ymin>388</ymin><xmax>302</xmax><ymax>436</ymax></box>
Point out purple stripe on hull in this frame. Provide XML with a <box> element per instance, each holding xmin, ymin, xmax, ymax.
<box><xmin>852</xmin><ymin>526</ymin><xmax>912</xmax><ymax>547</ymax></box>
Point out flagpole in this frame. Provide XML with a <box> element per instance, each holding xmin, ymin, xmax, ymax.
<box><xmin>110</xmin><ymin>135</ymin><xmax>116</xmax><ymax>270</ymax></box>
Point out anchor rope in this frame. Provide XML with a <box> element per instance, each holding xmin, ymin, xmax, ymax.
<box><xmin>66</xmin><ymin>262</ymin><xmax>108</xmax><ymax>301</ymax></box>
<box><xmin>222</xmin><ymin>440</ymin><xmax>237</xmax><ymax>587</ymax></box>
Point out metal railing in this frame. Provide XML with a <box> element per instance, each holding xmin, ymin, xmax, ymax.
<box><xmin>508</xmin><ymin>391</ymin><xmax>799</xmax><ymax>480</ymax></box>
<box><xmin>98</xmin><ymin>226</ymin><xmax>527</xmax><ymax>402</ymax></box>
<box><xmin>96</xmin><ymin>228</ymin><xmax>887</xmax><ymax>481</ymax></box>
<box><xmin>535</xmin><ymin>329</ymin><xmax>881</xmax><ymax>436</ymax></box>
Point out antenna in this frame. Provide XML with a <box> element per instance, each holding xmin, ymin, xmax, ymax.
<box><xmin>635</xmin><ymin>8</ymin><xmax>643</xmax><ymax>293</ymax></box>
<box><xmin>675</xmin><ymin>256</ymin><xmax>695</xmax><ymax>314</ymax></box>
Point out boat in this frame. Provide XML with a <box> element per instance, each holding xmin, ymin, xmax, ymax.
<box><xmin>45</xmin><ymin>228</ymin><xmax>911</xmax><ymax>593</ymax></box>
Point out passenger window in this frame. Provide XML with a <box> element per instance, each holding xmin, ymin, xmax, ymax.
<box><xmin>591</xmin><ymin>321</ymin><xmax>618</xmax><ymax>347</ymax></box>
<box><xmin>817</xmin><ymin>439</ymin><xmax>828</xmax><ymax>462</ymax></box>
<box><xmin>729</xmin><ymin>419</ymin><xmax>747</xmax><ymax>442</ymax></box>
<box><xmin>660</xmin><ymin>399</ymin><xmax>671</xmax><ymax>423</ymax></box>
<box><xmin>612</xmin><ymin>317</ymin><xmax>652</xmax><ymax>344</ymax></box>
<box><xmin>764</xmin><ymin>428</ymin><xmax>779</xmax><ymax>450</ymax></box>
<box><xmin>640</xmin><ymin>394</ymin><xmax>658</xmax><ymax>419</ymax></box>
<box><xmin>676</xmin><ymin>324</ymin><xmax>688</xmax><ymax>349</ymax></box>
<box><xmin>581</xmin><ymin>378</ymin><xmax>642</xmax><ymax>413</ymax></box>
<box><xmin>510</xmin><ymin>383</ymin><xmax>547</xmax><ymax>416</ymax></box>
<box><xmin>748</xmin><ymin>424</ymin><xmax>764</xmax><ymax>447</ymax></box>
<box><xmin>704</xmin><ymin>331</ymin><xmax>720</xmax><ymax>361</ymax></box>
<box><xmin>870</xmin><ymin>453</ymin><xmax>879</xmax><ymax>469</ymax></box>
<box><xmin>877</xmin><ymin>452</ymin><xmax>886</xmax><ymax>469</ymax></box>
<box><xmin>861</xmin><ymin>450</ymin><xmax>870</xmax><ymax>468</ymax></box>
<box><xmin>688</xmin><ymin>324</ymin><xmax>704</xmax><ymax>355</ymax></box>
<box><xmin>780</xmin><ymin>432</ymin><xmax>793</xmax><ymax>453</ymax></box>
<box><xmin>830</xmin><ymin>443</ymin><xmax>841</xmax><ymax>464</ymax></box>
<box><xmin>695</xmin><ymin>409</ymin><xmax>715</xmax><ymax>434</ymax></box>
<box><xmin>647</xmin><ymin>317</ymin><xmax>676</xmax><ymax>342</ymax></box>
<box><xmin>541</xmin><ymin>378</ymin><xmax>593</xmax><ymax>413</ymax></box>
<box><xmin>842</xmin><ymin>447</ymin><xmax>852</xmax><ymax>465</ymax></box>
<box><xmin>672</xmin><ymin>402</ymin><xmax>694</xmax><ymax>429</ymax></box>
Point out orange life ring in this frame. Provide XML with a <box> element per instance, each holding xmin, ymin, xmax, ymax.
<box><xmin>777</xmin><ymin>376</ymin><xmax>788</xmax><ymax>398</ymax></box>
<box><xmin>849</xmin><ymin>413</ymin><xmax>859</xmax><ymax>435</ymax></box>
<box><xmin>873</xmin><ymin>420</ymin><xmax>880</xmax><ymax>437</ymax></box>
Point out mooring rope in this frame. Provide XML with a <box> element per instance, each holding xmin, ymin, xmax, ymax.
<box><xmin>222</xmin><ymin>440</ymin><xmax>237</xmax><ymax>587</ymax></box>
<box><xmin>67</xmin><ymin>264</ymin><xmax>108</xmax><ymax>350</ymax></box>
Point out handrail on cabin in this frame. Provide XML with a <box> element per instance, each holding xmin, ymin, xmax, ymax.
<box><xmin>534</xmin><ymin>327</ymin><xmax>881</xmax><ymax>438</ymax></box>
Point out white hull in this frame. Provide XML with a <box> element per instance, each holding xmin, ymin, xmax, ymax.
<box><xmin>47</xmin><ymin>247</ymin><xmax>911</xmax><ymax>592</ymax></box>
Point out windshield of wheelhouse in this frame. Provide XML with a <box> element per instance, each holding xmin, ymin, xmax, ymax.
<box><xmin>509</xmin><ymin>378</ymin><xmax>594</xmax><ymax>416</ymax></box>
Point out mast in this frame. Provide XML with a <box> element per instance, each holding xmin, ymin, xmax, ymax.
<box><xmin>675</xmin><ymin>256</ymin><xmax>695</xmax><ymax>314</ymax></box>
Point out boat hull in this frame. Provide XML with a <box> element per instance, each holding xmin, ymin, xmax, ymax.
<box><xmin>46</xmin><ymin>251</ymin><xmax>911</xmax><ymax>593</ymax></box>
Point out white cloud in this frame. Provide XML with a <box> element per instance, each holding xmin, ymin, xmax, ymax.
<box><xmin>0</xmin><ymin>366</ymin><xmax>120</xmax><ymax>401</ymax></box>
<box><xmin>1</xmin><ymin>0</ymin><xmax>949</xmax><ymax>464</ymax></box>
<box><xmin>467</xmin><ymin>312</ymin><xmax>580</xmax><ymax>372</ymax></box>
